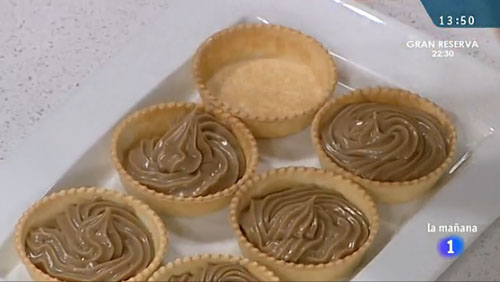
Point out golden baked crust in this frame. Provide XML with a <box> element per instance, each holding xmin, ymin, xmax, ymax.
<box><xmin>311</xmin><ymin>87</ymin><xmax>458</xmax><ymax>203</ymax></box>
<box><xmin>194</xmin><ymin>24</ymin><xmax>337</xmax><ymax>138</ymax></box>
<box><xmin>229</xmin><ymin>167</ymin><xmax>379</xmax><ymax>281</ymax></box>
<box><xmin>111</xmin><ymin>102</ymin><xmax>258</xmax><ymax>216</ymax></box>
<box><xmin>148</xmin><ymin>254</ymin><xmax>279</xmax><ymax>282</ymax></box>
<box><xmin>15</xmin><ymin>187</ymin><xmax>168</xmax><ymax>282</ymax></box>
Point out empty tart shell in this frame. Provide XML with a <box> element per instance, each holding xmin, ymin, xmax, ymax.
<box><xmin>112</xmin><ymin>102</ymin><xmax>258</xmax><ymax>216</ymax></box>
<box><xmin>193</xmin><ymin>23</ymin><xmax>337</xmax><ymax>138</ymax></box>
<box><xmin>15</xmin><ymin>187</ymin><xmax>168</xmax><ymax>282</ymax></box>
<box><xmin>148</xmin><ymin>253</ymin><xmax>279</xmax><ymax>281</ymax></box>
<box><xmin>311</xmin><ymin>87</ymin><xmax>458</xmax><ymax>203</ymax></box>
<box><xmin>229</xmin><ymin>167</ymin><xmax>379</xmax><ymax>281</ymax></box>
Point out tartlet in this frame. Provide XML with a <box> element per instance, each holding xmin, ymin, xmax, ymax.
<box><xmin>311</xmin><ymin>87</ymin><xmax>458</xmax><ymax>203</ymax></box>
<box><xmin>148</xmin><ymin>254</ymin><xmax>279</xmax><ymax>281</ymax></box>
<box><xmin>229</xmin><ymin>167</ymin><xmax>379</xmax><ymax>281</ymax></box>
<box><xmin>111</xmin><ymin>102</ymin><xmax>258</xmax><ymax>216</ymax></box>
<box><xmin>193</xmin><ymin>23</ymin><xmax>337</xmax><ymax>138</ymax></box>
<box><xmin>15</xmin><ymin>187</ymin><xmax>168</xmax><ymax>282</ymax></box>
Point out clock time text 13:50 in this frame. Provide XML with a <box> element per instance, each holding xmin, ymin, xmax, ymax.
<box><xmin>439</xmin><ymin>15</ymin><xmax>475</xmax><ymax>26</ymax></box>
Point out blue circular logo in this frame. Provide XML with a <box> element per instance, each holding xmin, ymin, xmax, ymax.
<box><xmin>438</xmin><ymin>235</ymin><xmax>465</xmax><ymax>257</ymax></box>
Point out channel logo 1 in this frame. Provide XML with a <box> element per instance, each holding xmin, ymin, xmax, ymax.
<box><xmin>438</xmin><ymin>235</ymin><xmax>465</xmax><ymax>257</ymax></box>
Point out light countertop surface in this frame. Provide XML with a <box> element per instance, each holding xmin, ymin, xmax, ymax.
<box><xmin>1</xmin><ymin>1</ymin><xmax>499</xmax><ymax>280</ymax></box>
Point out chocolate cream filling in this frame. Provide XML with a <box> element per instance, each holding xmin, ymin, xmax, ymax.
<box><xmin>167</xmin><ymin>262</ymin><xmax>260</xmax><ymax>282</ymax></box>
<box><xmin>126</xmin><ymin>111</ymin><xmax>246</xmax><ymax>197</ymax></box>
<box><xmin>239</xmin><ymin>185</ymin><xmax>370</xmax><ymax>264</ymax></box>
<box><xmin>25</xmin><ymin>199</ymin><xmax>154</xmax><ymax>282</ymax></box>
<box><xmin>321</xmin><ymin>102</ymin><xmax>450</xmax><ymax>182</ymax></box>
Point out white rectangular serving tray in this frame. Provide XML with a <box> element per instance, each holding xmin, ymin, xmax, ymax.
<box><xmin>1</xmin><ymin>0</ymin><xmax>500</xmax><ymax>281</ymax></box>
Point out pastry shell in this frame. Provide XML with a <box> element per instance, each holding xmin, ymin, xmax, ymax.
<box><xmin>311</xmin><ymin>87</ymin><xmax>458</xmax><ymax>203</ymax></box>
<box><xmin>193</xmin><ymin>23</ymin><xmax>337</xmax><ymax>138</ymax></box>
<box><xmin>15</xmin><ymin>187</ymin><xmax>168</xmax><ymax>282</ymax></box>
<box><xmin>148</xmin><ymin>253</ymin><xmax>279</xmax><ymax>281</ymax></box>
<box><xmin>229</xmin><ymin>167</ymin><xmax>379</xmax><ymax>281</ymax></box>
<box><xmin>111</xmin><ymin>102</ymin><xmax>258</xmax><ymax>216</ymax></box>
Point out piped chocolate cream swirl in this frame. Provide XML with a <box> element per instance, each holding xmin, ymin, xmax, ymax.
<box><xmin>25</xmin><ymin>199</ymin><xmax>154</xmax><ymax>282</ymax></box>
<box><xmin>239</xmin><ymin>185</ymin><xmax>370</xmax><ymax>264</ymax></box>
<box><xmin>321</xmin><ymin>102</ymin><xmax>450</xmax><ymax>182</ymax></box>
<box><xmin>126</xmin><ymin>111</ymin><xmax>246</xmax><ymax>197</ymax></box>
<box><xmin>168</xmin><ymin>262</ymin><xmax>260</xmax><ymax>282</ymax></box>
